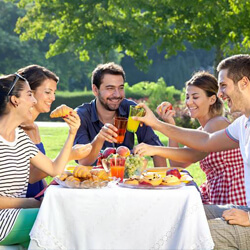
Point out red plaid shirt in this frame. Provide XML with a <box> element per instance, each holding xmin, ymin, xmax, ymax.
<box><xmin>199</xmin><ymin>148</ymin><xmax>246</xmax><ymax>206</ymax></box>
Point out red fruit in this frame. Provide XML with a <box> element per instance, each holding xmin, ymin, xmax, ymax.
<box><xmin>102</xmin><ymin>147</ymin><xmax>116</xmax><ymax>159</ymax></box>
<box><xmin>116</xmin><ymin>146</ymin><xmax>130</xmax><ymax>157</ymax></box>
<box><xmin>166</xmin><ymin>168</ymin><xmax>181</xmax><ymax>179</ymax></box>
<box><xmin>92</xmin><ymin>165</ymin><xmax>104</xmax><ymax>170</ymax></box>
<box><xmin>166</xmin><ymin>104</ymin><xmax>173</xmax><ymax>111</ymax></box>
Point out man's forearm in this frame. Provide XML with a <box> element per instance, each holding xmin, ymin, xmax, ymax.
<box><xmin>153</xmin><ymin>155</ymin><xmax>167</xmax><ymax>167</ymax></box>
<box><xmin>154</xmin><ymin>121</ymin><xmax>216</xmax><ymax>152</ymax></box>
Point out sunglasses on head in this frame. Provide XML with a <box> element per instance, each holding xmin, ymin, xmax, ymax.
<box><xmin>7</xmin><ymin>73</ymin><xmax>26</xmax><ymax>96</ymax></box>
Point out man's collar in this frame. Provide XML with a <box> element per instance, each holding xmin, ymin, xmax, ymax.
<box><xmin>90</xmin><ymin>99</ymin><xmax>99</xmax><ymax>122</ymax></box>
<box><xmin>91</xmin><ymin>99</ymin><xmax>127</xmax><ymax>122</ymax></box>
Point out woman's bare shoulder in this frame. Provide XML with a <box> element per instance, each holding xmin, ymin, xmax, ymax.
<box><xmin>203</xmin><ymin>116</ymin><xmax>230</xmax><ymax>133</ymax></box>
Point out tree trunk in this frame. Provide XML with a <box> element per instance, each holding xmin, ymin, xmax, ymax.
<box><xmin>214</xmin><ymin>45</ymin><xmax>223</xmax><ymax>77</ymax></box>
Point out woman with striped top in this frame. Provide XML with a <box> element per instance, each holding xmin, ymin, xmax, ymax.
<box><xmin>17</xmin><ymin>65</ymin><xmax>92</xmax><ymax>198</ymax></box>
<box><xmin>0</xmin><ymin>73</ymin><xmax>80</xmax><ymax>247</ymax></box>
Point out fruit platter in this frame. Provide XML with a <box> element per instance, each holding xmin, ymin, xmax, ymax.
<box><xmin>119</xmin><ymin>167</ymin><xmax>193</xmax><ymax>189</ymax></box>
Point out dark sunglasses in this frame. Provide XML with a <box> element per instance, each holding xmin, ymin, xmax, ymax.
<box><xmin>7</xmin><ymin>73</ymin><xmax>26</xmax><ymax>96</ymax></box>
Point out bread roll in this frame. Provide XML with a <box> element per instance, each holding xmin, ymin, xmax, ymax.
<box><xmin>50</xmin><ymin>104</ymin><xmax>73</xmax><ymax>118</ymax></box>
<box><xmin>65</xmin><ymin>176</ymin><xmax>81</xmax><ymax>188</ymax></box>
<box><xmin>59</xmin><ymin>171</ymin><xmax>72</xmax><ymax>181</ymax></box>
<box><xmin>90</xmin><ymin>169</ymin><xmax>109</xmax><ymax>181</ymax></box>
<box><xmin>73</xmin><ymin>165</ymin><xmax>92</xmax><ymax>179</ymax></box>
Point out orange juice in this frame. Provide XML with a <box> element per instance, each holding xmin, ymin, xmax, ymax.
<box><xmin>114</xmin><ymin>117</ymin><xmax>128</xmax><ymax>144</ymax></box>
<box><xmin>110</xmin><ymin>166</ymin><xmax>125</xmax><ymax>181</ymax></box>
<box><xmin>109</xmin><ymin>156</ymin><xmax>126</xmax><ymax>181</ymax></box>
<box><xmin>127</xmin><ymin>117</ymin><xmax>140</xmax><ymax>132</ymax></box>
<box><xmin>116</xmin><ymin>128</ymin><xmax>126</xmax><ymax>144</ymax></box>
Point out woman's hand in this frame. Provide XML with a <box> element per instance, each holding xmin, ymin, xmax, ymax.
<box><xmin>63</xmin><ymin>111</ymin><xmax>81</xmax><ymax>135</ymax></box>
<box><xmin>156</xmin><ymin>102</ymin><xmax>176</xmax><ymax>125</ymax></box>
<box><xmin>134</xmin><ymin>143</ymin><xmax>158</xmax><ymax>157</ymax></box>
<box><xmin>69</xmin><ymin>143</ymin><xmax>92</xmax><ymax>161</ymax></box>
<box><xmin>222</xmin><ymin>208</ymin><xmax>250</xmax><ymax>227</ymax></box>
<box><xmin>132</xmin><ymin>103</ymin><xmax>159</xmax><ymax>129</ymax></box>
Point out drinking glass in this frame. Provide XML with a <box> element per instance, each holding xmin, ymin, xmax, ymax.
<box><xmin>127</xmin><ymin>105</ymin><xmax>145</xmax><ymax>133</ymax></box>
<box><xmin>114</xmin><ymin>117</ymin><xmax>128</xmax><ymax>144</ymax></box>
<box><xmin>109</xmin><ymin>156</ymin><xmax>126</xmax><ymax>181</ymax></box>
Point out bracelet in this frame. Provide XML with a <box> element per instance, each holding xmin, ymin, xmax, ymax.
<box><xmin>248</xmin><ymin>211</ymin><xmax>250</xmax><ymax>224</ymax></box>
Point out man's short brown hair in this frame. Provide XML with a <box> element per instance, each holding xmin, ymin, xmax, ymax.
<box><xmin>91</xmin><ymin>62</ymin><xmax>125</xmax><ymax>88</ymax></box>
<box><xmin>217</xmin><ymin>54</ymin><xmax>250</xmax><ymax>84</ymax></box>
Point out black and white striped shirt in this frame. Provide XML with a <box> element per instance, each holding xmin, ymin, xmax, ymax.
<box><xmin>0</xmin><ymin>127</ymin><xmax>38</xmax><ymax>241</ymax></box>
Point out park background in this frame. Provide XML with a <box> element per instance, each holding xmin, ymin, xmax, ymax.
<box><xmin>1</xmin><ymin>0</ymin><xmax>250</xmax><ymax>185</ymax></box>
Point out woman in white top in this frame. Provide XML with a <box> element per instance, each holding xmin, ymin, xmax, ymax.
<box><xmin>0</xmin><ymin>73</ymin><xmax>80</xmax><ymax>247</ymax></box>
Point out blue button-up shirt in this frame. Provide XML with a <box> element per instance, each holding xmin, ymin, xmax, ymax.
<box><xmin>74</xmin><ymin>98</ymin><xmax>163</xmax><ymax>158</ymax></box>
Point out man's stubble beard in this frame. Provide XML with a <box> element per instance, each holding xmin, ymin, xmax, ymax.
<box><xmin>98</xmin><ymin>92</ymin><xmax>122</xmax><ymax>111</ymax></box>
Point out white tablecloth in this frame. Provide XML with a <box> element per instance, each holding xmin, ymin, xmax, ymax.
<box><xmin>28</xmin><ymin>184</ymin><xmax>214</xmax><ymax>250</ymax></box>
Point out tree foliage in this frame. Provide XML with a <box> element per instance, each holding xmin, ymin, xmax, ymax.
<box><xmin>7</xmin><ymin>0</ymin><xmax>250</xmax><ymax>71</ymax></box>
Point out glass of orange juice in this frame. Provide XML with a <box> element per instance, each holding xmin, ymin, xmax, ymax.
<box><xmin>109</xmin><ymin>156</ymin><xmax>126</xmax><ymax>181</ymax></box>
<box><xmin>114</xmin><ymin>117</ymin><xmax>128</xmax><ymax>144</ymax></box>
<box><xmin>127</xmin><ymin>105</ymin><xmax>145</xmax><ymax>133</ymax></box>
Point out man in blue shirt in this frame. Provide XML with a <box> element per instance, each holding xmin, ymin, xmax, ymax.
<box><xmin>74</xmin><ymin>62</ymin><xmax>167</xmax><ymax>167</ymax></box>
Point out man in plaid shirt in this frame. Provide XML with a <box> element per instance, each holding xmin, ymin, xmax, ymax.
<box><xmin>133</xmin><ymin>54</ymin><xmax>250</xmax><ymax>249</ymax></box>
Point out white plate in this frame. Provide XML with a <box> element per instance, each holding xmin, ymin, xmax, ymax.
<box><xmin>118</xmin><ymin>182</ymin><xmax>185</xmax><ymax>190</ymax></box>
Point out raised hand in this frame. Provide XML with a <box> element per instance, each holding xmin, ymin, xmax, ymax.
<box><xmin>97</xmin><ymin>123</ymin><xmax>118</xmax><ymax>143</ymax></box>
<box><xmin>156</xmin><ymin>102</ymin><xmax>176</xmax><ymax>125</ymax></box>
<box><xmin>63</xmin><ymin>110</ymin><xmax>81</xmax><ymax>135</ymax></box>
<box><xmin>132</xmin><ymin>103</ymin><xmax>159</xmax><ymax>129</ymax></box>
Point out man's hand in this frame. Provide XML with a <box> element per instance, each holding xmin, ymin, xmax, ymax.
<box><xmin>223</xmin><ymin>208</ymin><xmax>250</xmax><ymax>227</ymax></box>
<box><xmin>97</xmin><ymin>123</ymin><xmax>118</xmax><ymax>143</ymax></box>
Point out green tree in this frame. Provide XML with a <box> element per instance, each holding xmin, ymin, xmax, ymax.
<box><xmin>7</xmin><ymin>0</ymin><xmax>250</xmax><ymax>72</ymax></box>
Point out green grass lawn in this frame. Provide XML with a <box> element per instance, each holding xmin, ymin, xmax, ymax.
<box><xmin>40</xmin><ymin>127</ymin><xmax>206</xmax><ymax>186</ymax></box>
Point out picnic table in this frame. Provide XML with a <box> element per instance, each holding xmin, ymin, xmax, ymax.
<box><xmin>28</xmin><ymin>181</ymin><xmax>214</xmax><ymax>250</ymax></box>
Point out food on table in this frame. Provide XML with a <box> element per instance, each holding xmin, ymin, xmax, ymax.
<box><xmin>161</xmin><ymin>175</ymin><xmax>181</xmax><ymax>186</ymax></box>
<box><xmin>166</xmin><ymin>168</ymin><xmax>181</xmax><ymax>179</ymax></box>
<box><xmin>59</xmin><ymin>171</ymin><xmax>72</xmax><ymax>181</ymax></box>
<box><xmin>139</xmin><ymin>172</ymin><xmax>162</xmax><ymax>186</ymax></box>
<box><xmin>180</xmin><ymin>173</ymin><xmax>193</xmax><ymax>183</ymax></box>
<box><xmin>57</xmin><ymin>164</ymin><xmax>111</xmax><ymax>188</ymax></box>
<box><xmin>124</xmin><ymin>154</ymin><xmax>146</xmax><ymax>178</ymax></box>
<box><xmin>102</xmin><ymin>147</ymin><xmax>116</xmax><ymax>159</ymax></box>
<box><xmin>124</xmin><ymin>176</ymin><xmax>140</xmax><ymax>185</ymax></box>
<box><xmin>65</xmin><ymin>176</ymin><xmax>81</xmax><ymax>188</ymax></box>
<box><xmin>90</xmin><ymin>169</ymin><xmax>109</xmax><ymax>181</ymax></box>
<box><xmin>116</xmin><ymin>146</ymin><xmax>130</xmax><ymax>157</ymax></box>
<box><xmin>50</xmin><ymin>104</ymin><xmax>73</xmax><ymax>118</ymax></box>
<box><xmin>73</xmin><ymin>165</ymin><xmax>92</xmax><ymax>179</ymax></box>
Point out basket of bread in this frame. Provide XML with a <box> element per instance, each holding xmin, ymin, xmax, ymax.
<box><xmin>55</xmin><ymin>165</ymin><xmax>110</xmax><ymax>189</ymax></box>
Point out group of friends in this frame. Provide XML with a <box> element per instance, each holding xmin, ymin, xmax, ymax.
<box><xmin>0</xmin><ymin>54</ymin><xmax>250</xmax><ymax>249</ymax></box>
